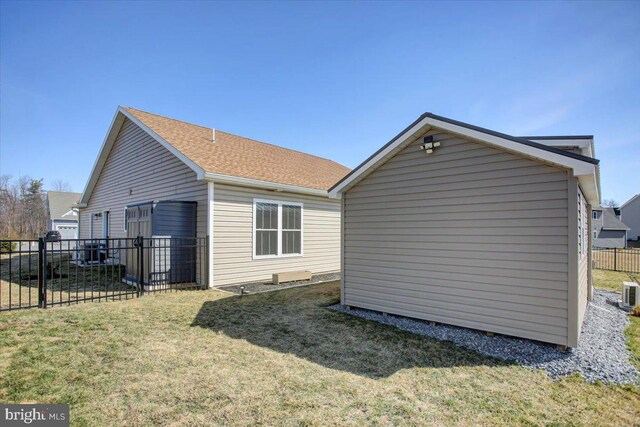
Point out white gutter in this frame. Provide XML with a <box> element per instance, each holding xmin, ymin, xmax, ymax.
<box><xmin>203</xmin><ymin>172</ymin><xmax>329</xmax><ymax>197</ymax></box>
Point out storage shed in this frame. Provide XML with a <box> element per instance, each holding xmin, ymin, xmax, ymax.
<box><xmin>330</xmin><ymin>113</ymin><xmax>601</xmax><ymax>348</ymax></box>
<box><xmin>124</xmin><ymin>200</ymin><xmax>198</xmax><ymax>286</ymax></box>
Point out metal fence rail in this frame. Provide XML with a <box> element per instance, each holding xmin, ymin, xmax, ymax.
<box><xmin>1</xmin><ymin>236</ymin><xmax>208</xmax><ymax>312</ymax></box>
<box><xmin>592</xmin><ymin>247</ymin><xmax>640</xmax><ymax>273</ymax></box>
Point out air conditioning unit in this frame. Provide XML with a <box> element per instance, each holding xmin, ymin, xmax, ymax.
<box><xmin>622</xmin><ymin>282</ymin><xmax>639</xmax><ymax>308</ymax></box>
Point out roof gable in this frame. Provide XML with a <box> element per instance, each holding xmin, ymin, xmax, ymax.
<box><xmin>329</xmin><ymin>113</ymin><xmax>600</xmax><ymax>206</ymax></box>
<box><xmin>599</xmin><ymin>208</ymin><xmax>630</xmax><ymax>231</ymax></box>
<box><xmin>47</xmin><ymin>191</ymin><xmax>81</xmax><ymax>220</ymax></box>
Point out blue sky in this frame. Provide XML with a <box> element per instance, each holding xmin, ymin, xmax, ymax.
<box><xmin>1</xmin><ymin>1</ymin><xmax>638</xmax><ymax>203</ymax></box>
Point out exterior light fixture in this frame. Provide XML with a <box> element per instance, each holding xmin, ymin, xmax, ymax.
<box><xmin>420</xmin><ymin>136</ymin><xmax>440</xmax><ymax>154</ymax></box>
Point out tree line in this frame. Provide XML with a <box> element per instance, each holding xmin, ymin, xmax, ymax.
<box><xmin>0</xmin><ymin>175</ymin><xmax>73</xmax><ymax>240</ymax></box>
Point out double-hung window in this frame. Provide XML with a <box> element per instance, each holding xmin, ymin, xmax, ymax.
<box><xmin>254</xmin><ymin>199</ymin><xmax>303</xmax><ymax>258</ymax></box>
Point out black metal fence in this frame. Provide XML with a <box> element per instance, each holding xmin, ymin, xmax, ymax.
<box><xmin>0</xmin><ymin>236</ymin><xmax>208</xmax><ymax>312</ymax></box>
<box><xmin>592</xmin><ymin>247</ymin><xmax>640</xmax><ymax>273</ymax></box>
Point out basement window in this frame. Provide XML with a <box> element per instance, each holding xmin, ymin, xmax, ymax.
<box><xmin>253</xmin><ymin>199</ymin><xmax>303</xmax><ymax>258</ymax></box>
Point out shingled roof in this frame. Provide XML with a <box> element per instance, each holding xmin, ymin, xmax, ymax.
<box><xmin>122</xmin><ymin>107</ymin><xmax>350</xmax><ymax>191</ymax></box>
<box><xmin>47</xmin><ymin>191</ymin><xmax>81</xmax><ymax>220</ymax></box>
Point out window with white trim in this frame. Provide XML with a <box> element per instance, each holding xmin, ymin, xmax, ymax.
<box><xmin>254</xmin><ymin>199</ymin><xmax>303</xmax><ymax>258</ymax></box>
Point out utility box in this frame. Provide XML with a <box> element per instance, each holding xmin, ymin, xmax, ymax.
<box><xmin>125</xmin><ymin>200</ymin><xmax>197</xmax><ymax>287</ymax></box>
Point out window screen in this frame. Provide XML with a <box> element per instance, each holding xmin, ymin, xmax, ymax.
<box><xmin>282</xmin><ymin>205</ymin><xmax>302</xmax><ymax>255</ymax></box>
<box><xmin>255</xmin><ymin>202</ymin><xmax>278</xmax><ymax>256</ymax></box>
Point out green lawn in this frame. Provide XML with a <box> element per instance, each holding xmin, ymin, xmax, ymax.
<box><xmin>1</xmin><ymin>280</ymin><xmax>639</xmax><ymax>426</ymax></box>
<box><xmin>593</xmin><ymin>269</ymin><xmax>639</xmax><ymax>292</ymax></box>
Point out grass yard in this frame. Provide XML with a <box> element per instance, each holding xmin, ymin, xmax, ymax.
<box><xmin>1</xmin><ymin>280</ymin><xmax>639</xmax><ymax>426</ymax></box>
<box><xmin>1</xmin><ymin>253</ymin><xmax>136</xmax><ymax>310</ymax></box>
<box><xmin>592</xmin><ymin>269</ymin><xmax>639</xmax><ymax>292</ymax></box>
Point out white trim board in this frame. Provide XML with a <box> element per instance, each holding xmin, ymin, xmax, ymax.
<box><xmin>207</xmin><ymin>181</ymin><xmax>215</xmax><ymax>288</ymax></box>
<box><xmin>329</xmin><ymin>113</ymin><xmax>600</xmax><ymax>206</ymax></box>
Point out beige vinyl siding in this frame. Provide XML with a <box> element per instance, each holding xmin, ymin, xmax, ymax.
<box><xmin>343</xmin><ymin>129</ymin><xmax>571</xmax><ymax>345</ymax></box>
<box><xmin>78</xmin><ymin>118</ymin><xmax>208</xmax><ymax>240</ymax></box>
<box><xmin>213</xmin><ymin>184</ymin><xmax>340</xmax><ymax>286</ymax></box>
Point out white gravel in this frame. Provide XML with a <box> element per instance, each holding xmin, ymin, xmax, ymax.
<box><xmin>329</xmin><ymin>289</ymin><xmax>638</xmax><ymax>384</ymax></box>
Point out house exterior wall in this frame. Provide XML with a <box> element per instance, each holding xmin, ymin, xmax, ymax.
<box><xmin>212</xmin><ymin>183</ymin><xmax>340</xmax><ymax>287</ymax></box>
<box><xmin>342</xmin><ymin>129</ymin><xmax>574</xmax><ymax>346</ymax></box>
<box><xmin>591</xmin><ymin>209</ymin><xmax>628</xmax><ymax>248</ymax></box>
<box><xmin>593</xmin><ymin>230</ymin><xmax>627</xmax><ymax>248</ymax></box>
<box><xmin>622</xmin><ymin>197</ymin><xmax>640</xmax><ymax>241</ymax></box>
<box><xmin>78</xmin><ymin>118</ymin><xmax>208</xmax><ymax>241</ymax></box>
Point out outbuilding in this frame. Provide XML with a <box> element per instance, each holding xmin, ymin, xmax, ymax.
<box><xmin>330</xmin><ymin>113</ymin><xmax>600</xmax><ymax>347</ymax></box>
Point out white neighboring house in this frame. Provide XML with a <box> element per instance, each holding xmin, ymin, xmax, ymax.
<box><xmin>46</xmin><ymin>191</ymin><xmax>82</xmax><ymax>239</ymax></box>
<box><xmin>621</xmin><ymin>194</ymin><xmax>640</xmax><ymax>241</ymax></box>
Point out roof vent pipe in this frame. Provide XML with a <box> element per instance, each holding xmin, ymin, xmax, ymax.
<box><xmin>212</xmin><ymin>129</ymin><xmax>216</xmax><ymax>143</ymax></box>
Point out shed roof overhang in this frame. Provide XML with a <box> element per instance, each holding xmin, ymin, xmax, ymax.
<box><xmin>329</xmin><ymin>113</ymin><xmax>600</xmax><ymax>207</ymax></box>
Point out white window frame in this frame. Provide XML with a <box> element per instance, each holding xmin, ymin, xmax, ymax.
<box><xmin>124</xmin><ymin>207</ymin><xmax>128</xmax><ymax>232</ymax></box>
<box><xmin>253</xmin><ymin>198</ymin><xmax>304</xmax><ymax>259</ymax></box>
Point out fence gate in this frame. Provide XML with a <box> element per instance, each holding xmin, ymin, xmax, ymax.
<box><xmin>0</xmin><ymin>236</ymin><xmax>207</xmax><ymax>312</ymax></box>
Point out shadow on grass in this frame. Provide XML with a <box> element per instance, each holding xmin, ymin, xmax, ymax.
<box><xmin>191</xmin><ymin>281</ymin><xmax>512</xmax><ymax>378</ymax></box>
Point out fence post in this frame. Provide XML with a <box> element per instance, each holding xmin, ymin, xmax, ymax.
<box><xmin>38</xmin><ymin>237</ymin><xmax>46</xmax><ymax>309</ymax></box>
<box><xmin>614</xmin><ymin>247</ymin><xmax>617</xmax><ymax>271</ymax></box>
<box><xmin>136</xmin><ymin>236</ymin><xmax>145</xmax><ymax>296</ymax></box>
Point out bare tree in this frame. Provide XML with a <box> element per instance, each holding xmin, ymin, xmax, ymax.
<box><xmin>0</xmin><ymin>175</ymin><xmax>47</xmax><ymax>239</ymax></box>
<box><xmin>50</xmin><ymin>179</ymin><xmax>72</xmax><ymax>192</ymax></box>
<box><xmin>602</xmin><ymin>199</ymin><xmax>619</xmax><ymax>208</ymax></box>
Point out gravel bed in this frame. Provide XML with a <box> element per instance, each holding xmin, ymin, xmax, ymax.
<box><xmin>220</xmin><ymin>273</ymin><xmax>340</xmax><ymax>295</ymax></box>
<box><xmin>329</xmin><ymin>290</ymin><xmax>638</xmax><ymax>384</ymax></box>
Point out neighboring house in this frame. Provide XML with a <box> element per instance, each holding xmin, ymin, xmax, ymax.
<box><xmin>591</xmin><ymin>207</ymin><xmax>630</xmax><ymax>248</ymax></box>
<box><xmin>621</xmin><ymin>194</ymin><xmax>640</xmax><ymax>241</ymax></box>
<box><xmin>330</xmin><ymin>113</ymin><xmax>600</xmax><ymax>348</ymax></box>
<box><xmin>77</xmin><ymin>106</ymin><xmax>350</xmax><ymax>287</ymax></box>
<box><xmin>46</xmin><ymin>191</ymin><xmax>82</xmax><ymax>239</ymax></box>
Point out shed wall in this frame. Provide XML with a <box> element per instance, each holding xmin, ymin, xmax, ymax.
<box><xmin>342</xmin><ymin>129</ymin><xmax>572</xmax><ymax>345</ymax></box>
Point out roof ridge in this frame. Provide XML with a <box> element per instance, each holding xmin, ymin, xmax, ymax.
<box><xmin>124</xmin><ymin>106</ymin><xmax>348</xmax><ymax>168</ymax></box>
<box><xmin>519</xmin><ymin>135</ymin><xmax>594</xmax><ymax>140</ymax></box>
<box><xmin>123</xmin><ymin>106</ymin><xmax>213</xmax><ymax>131</ymax></box>
<box><xmin>215</xmin><ymin>129</ymin><xmax>347</xmax><ymax>166</ymax></box>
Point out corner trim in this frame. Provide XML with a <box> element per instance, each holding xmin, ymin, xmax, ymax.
<box><xmin>207</xmin><ymin>181</ymin><xmax>215</xmax><ymax>288</ymax></box>
<box><xmin>567</xmin><ymin>172</ymin><xmax>579</xmax><ymax>348</ymax></box>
